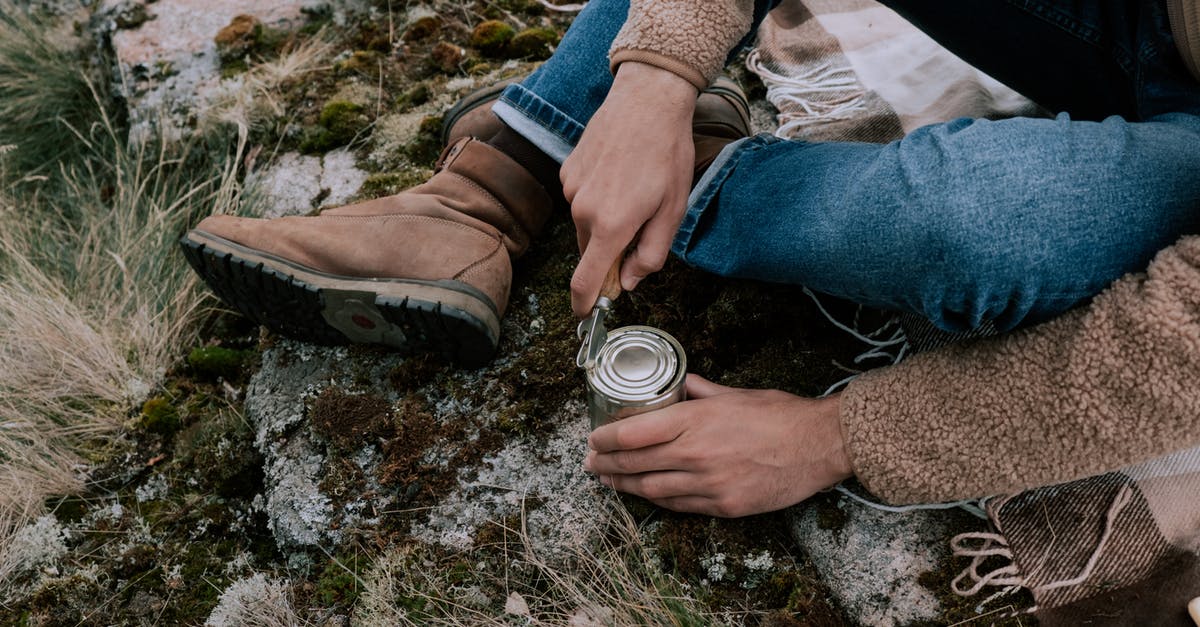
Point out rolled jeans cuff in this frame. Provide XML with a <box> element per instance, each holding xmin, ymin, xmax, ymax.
<box><xmin>494</xmin><ymin>84</ymin><xmax>585</xmax><ymax>164</ymax></box>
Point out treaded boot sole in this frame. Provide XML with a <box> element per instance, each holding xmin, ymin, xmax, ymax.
<box><xmin>180</xmin><ymin>230</ymin><xmax>501</xmax><ymax>368</ymax></box>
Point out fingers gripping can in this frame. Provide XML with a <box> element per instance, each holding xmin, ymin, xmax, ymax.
<box><xmin>586</xmin><ymin>325</ymin><xmax>687</xmax><ymax>430</ymax></box>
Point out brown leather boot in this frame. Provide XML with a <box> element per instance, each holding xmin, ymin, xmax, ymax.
<box><xmin>441</xmin><ymin>75</ymin><xmax>753</xmax><ymax>184</ymax></box>
<box><xmin>183</xmin><ymin>79</ymin><xmax>750</xmax><ymax>367</ymax></box>
<box><xmin>181</xmin><ymin>137</ymin><xmax>551</xmax><ymax>367</ymax></box>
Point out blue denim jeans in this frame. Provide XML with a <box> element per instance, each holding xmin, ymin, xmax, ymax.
<box><xmin>494</xmin><ymin>0</ymin><xmax>1200</xmax><ymax>332</ymax></box>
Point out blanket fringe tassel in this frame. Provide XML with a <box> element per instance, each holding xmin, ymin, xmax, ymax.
<box><xmin>950</xmin><ymin>482</ymin><xmax>1134</xmax><ymax>618</ymax></box>
<box><xmin>745</xmin><ymin>49</ymin><xmax>868</xmax><ymax>139</ymax></box>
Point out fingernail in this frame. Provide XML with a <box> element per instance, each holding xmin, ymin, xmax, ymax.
<box><xmin>599</xmin><ymin>475</ymin><xmax>613</xmax><ymax>487</ymax></box>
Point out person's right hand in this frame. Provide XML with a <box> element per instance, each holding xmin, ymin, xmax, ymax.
<box><xmin>561</xmin><ymin>62</ymin><xmax>699</xmax><ymax>317</ymax></box>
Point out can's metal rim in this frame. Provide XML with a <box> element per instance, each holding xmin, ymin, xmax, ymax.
<box><xmin>587</xmin><ymin>325</ymin><xmax>686</xmax><ymax>402</ymax></box>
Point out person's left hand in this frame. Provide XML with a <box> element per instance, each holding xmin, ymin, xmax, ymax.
<box><xmin>583</xmin><ymin>374</ymin><xmax>853</xmax><ymax>517</ymax></box>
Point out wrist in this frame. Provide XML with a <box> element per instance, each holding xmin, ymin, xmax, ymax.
<box><xmin>820</xmin><ymin>393</ymin><xmax>854</xmax><ymax>481</ymax></box>
<box><xmin>613</xmin><ymin>61</ymin><xmax>699</xmax><ymax>104</ymax></box>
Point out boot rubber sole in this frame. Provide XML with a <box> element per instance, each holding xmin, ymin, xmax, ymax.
<box><xmin>180</xmin><ymin>230</ymin><xmax>501</xmax><ymax>368</ymax></box>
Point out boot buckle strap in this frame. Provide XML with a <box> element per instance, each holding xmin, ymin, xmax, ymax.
<box><xmin>435</xmin><ymin>137</ymin><xmax>475</xmax><ymax>173</ymax></box>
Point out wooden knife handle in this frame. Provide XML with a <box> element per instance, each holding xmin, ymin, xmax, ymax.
<box><xmin>599</xmin><ymin>255</ymin><xmax>623</xmax><ymax>302</ymax></box>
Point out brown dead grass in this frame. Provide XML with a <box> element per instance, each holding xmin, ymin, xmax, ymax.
<box><xmin>0</xmin><ymin>54</ymin><xmax>252</xmax><ymax>605</ymax></box>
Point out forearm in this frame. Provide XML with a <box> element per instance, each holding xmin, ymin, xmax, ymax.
<box><xmin>609</xmin><ymin>0</ymin><xmax>755</xmax><ymax>89</ymax></box>
<box><xmin>840</xmin><ymin>235</ymin><xmax>1200</xmax><ymax>504</ymax></box>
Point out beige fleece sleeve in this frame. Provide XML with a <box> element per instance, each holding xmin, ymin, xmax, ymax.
<box><xmin>609</xmin><ymin>0</ymin><xmax>755</xmax><ymax>89</ymax></box>
<box><xmin>841</xmin><ymin>235</ymin><xmax>1200</xmax><ymax>504</ymax></box>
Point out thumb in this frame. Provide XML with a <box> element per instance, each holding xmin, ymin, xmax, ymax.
<box><xmin>685</xmin><ymin>373</ymin><xmax>737</xmax><ymax>399</ymax></box>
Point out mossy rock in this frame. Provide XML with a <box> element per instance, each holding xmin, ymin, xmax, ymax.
<box><xmin>219</xmin><ymin>57</ymin><xmax>250</xmax><ymax>79</ymax></box>
<box><xmin>24</xmin><ymin>573</ymin><xmax>105</xmax><ymax>624</ymax></box>
<box><xmin>394</xmin><ymin>83</ymin><xmax>431</xmax><ymax>111</ymax></box>
<box><xmin>397</xmin><ymin>115</ymin><xmax>444</xmax><ymax>166</ymax></box>
<box><xmin>214</xmin><ymin>14</ymin><xmax>291</xmax><ymax>71</ymax></box>
<box><xmin>496</xmin><ymin>0</ymin><xmax>546</xmax><ymax>15</ymax></box>
<box><xmin>214</xmin><ymin>14</ymin><xmax>261</xmax><ymax>61</ymax></box>
<box><xmin>173</xmin><ymin>411</ymin><xmax>262</xmax><ymax>498</ymax></box>
<box><xmin>139</xmin><ymin>396</ymin><xmax>180</xmax><ymax>435</ymax></box>
<box><xmin>336</xmin><ymin>50</ymin><xmax>383</xmax><ymax>75</ymax></box>
<box><xmin>301</xmin><ymin>100</ymin><xmax>370</xmax><ymax>153</ymax></box>
<box><xmin>315</xmin><ymin>553</ymin><xmax>373</xmax><ymax>607</ymax></box>
<box><xmin>403</xmin><ymin>15</ymin><xmax>442</xmax><ymax>42</ymax></box>
<box><xmin>430</xmin><ymin>41</ymin><xmax>466</xmax><ymax>73</ymax></box>
<box><xmin>467</xmin><ymin>61</ymin><xmax>494</xmax><ymax>75</ymax></box>
<box><xmin>187</xmin><ymin>345</ymin><xmax>251</xmax><ymax>380</ymax></box>
<box><xmin>508</xmin><ymin>28</ymin><xmax>559</xmax><ymax>60</ymax></box>
<box><xmin>469</xmin><ymin>20</ymin><xmax>516</xmax><ymax>57</ymax></box>
<box><xmin>359</xmin><ymin>169</ymin><xmax>431</xmax><ymax>198</ymax></box>
<box><xmin>300</xmin><ymin>5</ymin><xmax>335</xmax><ymax>37</ymax></box>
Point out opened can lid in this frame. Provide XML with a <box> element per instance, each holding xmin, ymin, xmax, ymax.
<box><xmin>588</xmin><ymin>326</ymin><xmax>681</xmax><ymax>402</ymax></box>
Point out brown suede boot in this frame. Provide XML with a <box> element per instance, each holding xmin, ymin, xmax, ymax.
<box><xmin>441</xmin><ymin>75</ymin><xmax>753</xmax><ymax>183</ymax></box>
<box><xmin>182</xmin><ymin>78</ymin><xmax>750</xmax><ymax>367</ymax></box>
<box><xmin>181</xmin><ymin>138</ymin><xmax>551</xmax><ymax>367</ymax></box>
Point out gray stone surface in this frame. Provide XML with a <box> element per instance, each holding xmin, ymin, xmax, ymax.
<box><xmin>411</xmin><ymin>402</ymin><xmax>609</xmax><ymax>562</ymax></box>
<box><xmin>97</xmin><ymin>0</ymin><xmax>337</xmax><ymax>141</ymax></box>
<box><xmin>249</xmin><ymin>148</ymin><xmax>367</xmax><ymax>218</ymax></box>
<box><xmin>244</xmin><ymin>341</ymin><xmax>383</xmax><ymax>551</ymax></box>
<box><xmin>788</xmin><ymin>497</ymin><xmax>959</xmax><ymax>626</ymax></box>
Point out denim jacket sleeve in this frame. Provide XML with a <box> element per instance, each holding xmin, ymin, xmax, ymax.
<box><xmin>608</xmin><ymin>0</ymin><xmax>754</xmax><ymax>89</ymax></box>
<box><xmin>840</xmin><ymin>235</ymin><xmax>1200</xmax><ymax>504</ymax></box>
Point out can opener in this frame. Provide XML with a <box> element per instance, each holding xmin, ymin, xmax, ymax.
<box><xmin>576</xmin><ymin>258</ymin><xmax>623</xmax><ymax>370</ymax></box>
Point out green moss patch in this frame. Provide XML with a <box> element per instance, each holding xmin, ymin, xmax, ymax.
<box><xmin>173</xmin><ymin>410</ymin><xmax>262</xmax><ymax>498</ymax></box>
<box><xmin>508</xmin><ymin>27</ymin><xmax>559</xmax><ymax>59</ymax></box>
<box><xmin>335</xmin><ymin>50</ymin><xmax>384</xmax><ymax>76</ymax></box>
<box><xmin>356</xmin><ymin>168</ymin><xmax>431</xmax><ymax>199</ymax></box>
<box><xmin>138</xmin><ymin>396</ymin><xmax>180</xmax><ymax>435</ymax></box>
<box><xmin>469</xmin><ymin>20</ymin><xmax>516</xmax><ymax>57</ymax></box>
<box><xmin>314</xmin><ymin>551</ymin><xmax>373</xmax><ymax>608</ymax></box>
<box><xmin>402</xmin><ymin>16</ymin><xmax>442</xmax><ymax>42</ymax></box>
<box><xmin>301</xmin><ymin>100</ymin><xmax>370</xmax><ymax>153</ymax></box>
<box><xmin>187</xmin><ymin>345</ymin><xmax>251</xmax><ymax>381</ymax></box>
<box><xmin>394</xmin><ymin>83</ymin><xmax>431</xmax><ymax>111</ymax></box>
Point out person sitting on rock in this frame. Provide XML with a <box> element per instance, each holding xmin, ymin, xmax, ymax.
<box><xmin>182</xmin><ymin>0</ymin><xmax>1200</xmax><ymax>517</ymax></box>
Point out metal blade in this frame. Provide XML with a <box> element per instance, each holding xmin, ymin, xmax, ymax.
<box><xmin>575</xmin><ymin>309</ymin><xmax>595</xmax><ymax>368</ymax></box>
<box><xmin>583</xmin><ymin>307</ymin><xmax>609</xmax><ymax>368</ymax></box>
<box><xmin>575</xmin><ymin>297</ymin><xmax>614</xmax><ymax>369</ymax></box>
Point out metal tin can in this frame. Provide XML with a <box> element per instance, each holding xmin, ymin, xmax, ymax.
<box><xmin>585</xmin><ymin>325</ymin><xmax>687</xmax><ymax>430</ymax></box>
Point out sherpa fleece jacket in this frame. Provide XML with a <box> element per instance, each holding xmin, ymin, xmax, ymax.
<box><xmin>609</xmin><ymin>0</ymin><xmax>1200</xmax><ymax>88</ymax></box>
<box><xmin>609</xmin><ymin>2</ymin><xmax>1200</xmax><ymax>504</ymax></box>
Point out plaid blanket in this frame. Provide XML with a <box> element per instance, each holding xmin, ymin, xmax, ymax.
<box><xmin>749</xmin><ymin>2</ymin><xmax>1200</xmax><ymax>624</ymax></box>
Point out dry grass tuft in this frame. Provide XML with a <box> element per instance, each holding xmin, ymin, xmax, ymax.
<box><xmin>0</xmin><ymin>45</ymin><xmax>252</xmax><ymax>606</ymax></box>
<box><xmin>357</xmin><ymin>500</ymin><xmax>720</xmax><ymax>626</ymax></box>
<box><xmin>0</xmin><ymin>113</ymin><xmax>249</xmax><ymax>591</ymax></box>
<box><xmin>202</xmin><ymin>33</ymin><xmax>336</xmax><ymax>133</ymax></box>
